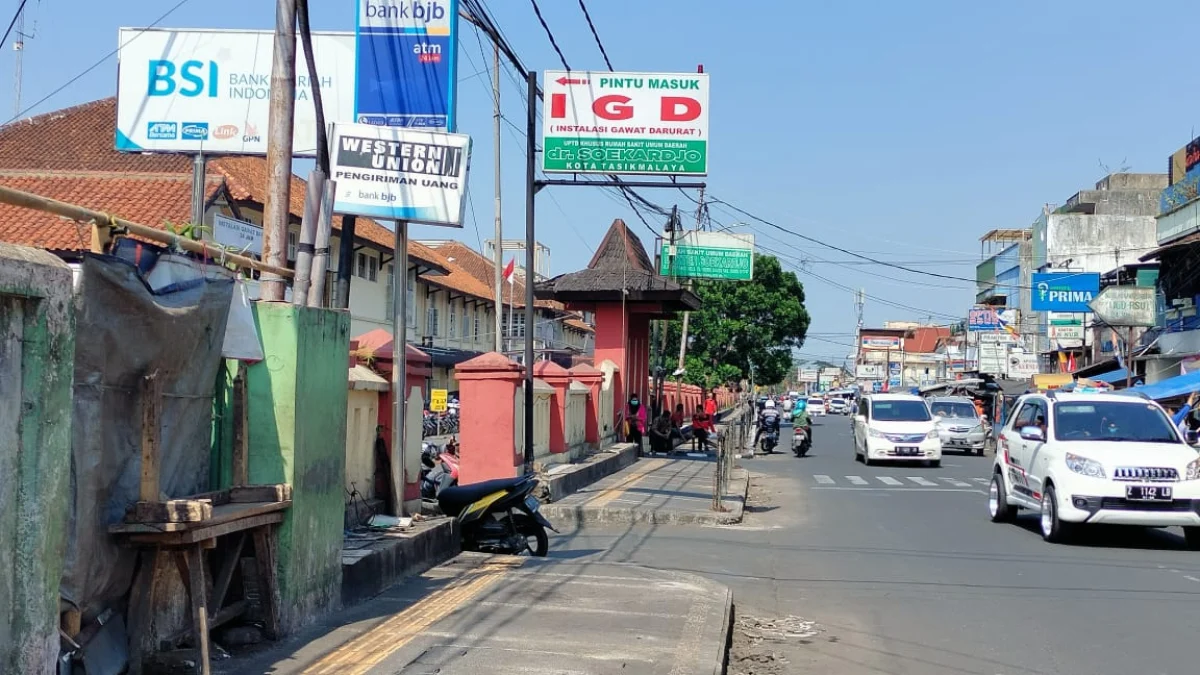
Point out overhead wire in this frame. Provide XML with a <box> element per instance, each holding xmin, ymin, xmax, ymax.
<box><xmin>0</xmin><ymin>0</ymin><xmax>30</xmax><ymax>51</ymax></box>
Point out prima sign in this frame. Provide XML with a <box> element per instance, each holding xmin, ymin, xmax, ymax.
<box><xmin>1031</xmin><ymin>272</ymin><xmax>1101</xmax><ymax>312</ymax></box>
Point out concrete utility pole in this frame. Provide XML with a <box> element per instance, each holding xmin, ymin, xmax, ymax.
<box><xmin>260</xmin><ymin>0</ymin><xmax>298</xmax><ymax>302</ymax></box>
<box><xmin>492</xmin><ymin>41</ymin><xmax>504</xmax><ymax>353</ymax></box>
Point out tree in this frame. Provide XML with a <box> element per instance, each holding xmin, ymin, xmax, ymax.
<box><xmin>665</xmin><ymin>254</ymin><xmax>810</xmax><ymax>388</ymax></box>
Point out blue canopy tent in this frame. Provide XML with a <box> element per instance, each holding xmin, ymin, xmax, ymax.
<box><xmin>1119</xmin><ymin>370</ymin><xmax>1200</xmax><ymax>401</ymax></box>
<box><xmin>1092</xmin><ymin>368</ymin><xmax>1128</xmax><ymax>384</ymax></box>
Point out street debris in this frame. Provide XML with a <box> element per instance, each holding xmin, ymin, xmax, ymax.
<box><xmin>735</xmin><ymin>614</ymin><xmax>822</xmax><ymax>644</ymax></box>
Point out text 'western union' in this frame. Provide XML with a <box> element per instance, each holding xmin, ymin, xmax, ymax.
<box><xmin>337</xmin><ymin>136</ymin><xmax>464</xmax><ymax>177</ymax></box>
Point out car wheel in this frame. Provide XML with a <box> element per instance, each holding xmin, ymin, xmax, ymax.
<box><xmin>928</xmin><ymin>460</ymin><xmax>941</xmax><ymax>468</ymax></box>
<box><xmin>1185</xmin><ymin>527</ymin><xmax>1200</xmax><ymax>551</ymax></box>
<box><xmin>1040</xmin><ymin>485</ymin><xmax>1071</xmax><ymax>543</ymax></box>
<box><xmin>988</xmin><ymin>472</ymin><xmax>1014</xmax><ymax>522</ymax></box>
<box><xmin>862</xmin><ymin>452</ymin><xmax>872</xmax><ymax>467</ymax></box>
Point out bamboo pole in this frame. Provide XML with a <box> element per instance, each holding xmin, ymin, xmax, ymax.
<box><xmin>0</xmin><ymin>184</ymin><xmax>293</xmax><ymax>278</ymax></box>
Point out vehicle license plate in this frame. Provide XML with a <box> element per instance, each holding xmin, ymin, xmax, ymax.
<box><xmin>1126</xmin><ymin>485</ymin><xmax>1173</xmax><ymax>501</ymax></box>
<box><xmin>524</xmin><ymin>496</ymin><xmax>541</xmax><ymax>511</ymax></box>
<box><xmin>895</xmin><ymin>446</ymin><xmax>920</xmax><ymax>456</ymax></box>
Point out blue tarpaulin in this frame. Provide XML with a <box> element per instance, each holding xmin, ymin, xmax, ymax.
<box><xmin>1092</xmin><ymin>368</ymin><xmax>1128</xmax><ymax>384</ymax></box>
<box><xmin>1123</xmin><ymin>370</ymin><xmax>1200</xmax><ymax>401</ymax></box>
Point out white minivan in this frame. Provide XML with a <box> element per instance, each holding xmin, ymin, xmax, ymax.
<box><xmin>853</xmin><ymin>394</ymin><xmax>942</xmax><ymax>467</ymax></box>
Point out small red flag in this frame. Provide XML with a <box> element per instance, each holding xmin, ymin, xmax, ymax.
<box><xmin>502</xmin><ymin>258</ymin><xmax>516</xmax><ymax>284</ymax></box>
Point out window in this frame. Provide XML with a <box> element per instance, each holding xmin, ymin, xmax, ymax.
<box><xmin>356</xmin><ymin>252</ymin><xmax>367</xmax><ymax>279</ymax></box>
<box><xmin>1011</xmin><ymin>400</ymin><xmax>1044</xmax><ymax>431</ymax></box>
<box><xmin>473</xmin><ymin>308</ymin><xmax>481</xmax><ymax>340</ymax></box>
<box><xmin>858</xmin><ymin>399</ymin><xmax>869</xmax><ymax>418</ymax></box>
<box><xmin>367</xmin><ymin>256</ymin><xmax>378</xmax><ymax>282</ymax></box>
<box><xmin>1053</xmin><ymin>400</ymin><xmax>1179</xmax><ymax>443</ymax></box>
<box><xmin>870</xmin><ymin>400</ymin><xmax>932</xmax><ymax>422</ymax></box>
<box><xmin>930</xmin><ymin>401</ymin><xmax>977</xmax><ymax>419</ymax></box>
<box><xmin>461</xmin><ymin>304</ymin><xmax>470</xmax><ymax>339</ymax></box>
<box><xmin>287</xmin><ymin>231</ymin><xmax>297</xmax><ymax>261</ymax></box>
<box><xmin>449</xmin><ymin>301</ymin><xmax>457</xmax><ymax>338</ymax></box>
<box><xmin>426</xmin><ymin>306</ymin><xmax>439</xmax><ymax>337</ymax></box>
<box><xmin>505</xmin><ymin>309</ymin><xmax>526</xmax><ymax>338</ymax></box>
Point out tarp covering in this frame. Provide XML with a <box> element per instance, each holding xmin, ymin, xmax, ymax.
<box><xmin>1092</xmin><ymin>368</ymin><xmax>1128</xmax><ymax>384</ymax></box>
<box><xmin>61</xmin><ymin>254</ymin><xmax>233</xmax><ymax>619</ymax></box>
<box><xmin>1123</xmin><ymin>370</ymin><xmax>1200</xmax><ymax>401</ymax></box>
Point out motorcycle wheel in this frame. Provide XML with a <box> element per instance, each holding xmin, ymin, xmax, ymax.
<box><xmin>513</xmin><ymin>515</ymin><xmax>549</xmax><ymax>557</ymax></box>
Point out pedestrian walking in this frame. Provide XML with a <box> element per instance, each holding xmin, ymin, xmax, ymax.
<box><xmin>625</xmin><ymin>394</ymin><xmax>647</xmax><ymax>456</ymax></box>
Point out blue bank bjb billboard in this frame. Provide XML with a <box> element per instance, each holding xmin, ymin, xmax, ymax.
<box><xmin>356</xmin><ymin>0</ymin><xmax>460</xmax><ymax>130</ymax></box>
<box><xmin>1031</xmin><ymin>272</ymin><xmax>1101</xmax><ymax>312</ymax></box>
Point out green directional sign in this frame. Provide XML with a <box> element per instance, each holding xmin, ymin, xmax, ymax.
<box><xmin>659</xmin><ymin>231</ymin><xmax>754</xmax><ymax>281</ymax></box>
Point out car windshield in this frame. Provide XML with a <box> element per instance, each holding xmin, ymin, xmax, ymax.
<box><xmin>1052</xmin><ymin>401</ymin><xmax>1181</xmax><ymax>444</ymax></box>
<box><xmin>930</xmin><ymin>402</ymin><xmax>977</xmax><ymax>419</ymax></box>
<box><xmin>808</xmin><ymin>399</ymin><xmax>823</xmax><ymax>406</ymax></box>
<box><xmin>872</xmin><ymin>400</ymin><xmax>932</xmax><ymax>422</ymax></box>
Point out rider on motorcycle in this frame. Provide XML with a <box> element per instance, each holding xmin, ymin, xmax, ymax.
<box><xmin>753</xmin><ymin>400</ymin><xmax>782</xmax><ymax>446</ymax></box>
<box><xmin>793</xmin><ymin>401</ymin><xmax>812</xmax><ymax>444</ymax></box>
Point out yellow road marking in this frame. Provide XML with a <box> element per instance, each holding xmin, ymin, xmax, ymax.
<box><xmin>586</xmin><ymin>458</ymin><xmax>668</xmax><ymax>509</ymax></box>
<box><xmin>302</xmin><ymin>559</ymin><xmax>522</xmax><ymax>674</ymax></box>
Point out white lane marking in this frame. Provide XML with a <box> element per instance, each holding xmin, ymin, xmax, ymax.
<box><xmin>846</xmin><ymin>475</ymin><xmax>868</xmax><ymax>485</ymax></box>
<box><xmin>907</xmin><ymin>476</ymin><xmax>938</xmax><ymax>486</ymax></box>
<box><xmin>813</xmin><ymin>487</ymin><xmax>987</xmax><ymax>494</ymax></box>
<box><xmin>1184</xmin><ymin>576</ymin><xmax>1200</xmax><ymax>583</ymax></box>
<box><xmin>940</xmin><ymin>477</ymin><xmax>972</xmax><ymax>487</ymax></box>
<box><xmin>972</xmin><ymin>477</ymin><xmax>990</xmax><ymax>484</ymax></box>
<box><xmin>814</xmin><ymin>474</ymin><xmax>836</xmax><ymax>485</ymax></box>
<box><xmin>877</xmin><ymin>476</ymin><xmax>903</xmax><ymax>486</ymax></box>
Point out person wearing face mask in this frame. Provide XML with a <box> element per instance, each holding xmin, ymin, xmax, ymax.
<box><xmin>626</xmin><ymin>394</ymin><xmax>647</xmax><ymax>456</ymax></box>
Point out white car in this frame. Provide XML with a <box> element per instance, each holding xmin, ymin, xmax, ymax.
<box><xmin>853</xmin><ymin>394</ymin><xmax>942</xmax><ymax>467</ymax></box>
<box><xmin>827</xmin><ymin>399</ymin><xmax>849</xmax><ymax>415</ymax></box>
<box><xmin>807</xmin><ymin>398</ymin><xmax>827</xmax><ymax>416</ymax></box>
<box><xmin>988</xmin><ymin>391</ymin><xmax>1200</xmax><ymax>547</ymax></box>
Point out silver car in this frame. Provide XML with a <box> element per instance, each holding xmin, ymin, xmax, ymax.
<box><xmin>929</xmin><ymin>397</ymin><xmax>987</xmax><ymax>455</ymax></box>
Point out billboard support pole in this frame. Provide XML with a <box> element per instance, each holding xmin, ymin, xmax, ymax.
<box><xmin>492</xmin><ymin>41</ymin><xmax>504</xmax><ymax>353</ymax></box>
<box><xmin>392</xmin><ymin>220</ymin><xmax>409</xmax><ymax>516</ymax></box>
<box><xmin>523</xmin><ymin>69</ymin><xmax>538</xmax><ymax>472</ymax></box>
<box><xmin>261</xmin><ymin>0</ymin><xmax>298</xmax><ymax>302</ymax></box>
<box><xmin>190</xmin><ymin>153</ymin><xmax>206</xmax><ymax>234</ymax></box>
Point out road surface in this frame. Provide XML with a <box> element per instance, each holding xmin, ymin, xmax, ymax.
<box><xmin>548</xmin><ymin>414</ymin><xmax>1200</xmax><ymax>674</ymax></box>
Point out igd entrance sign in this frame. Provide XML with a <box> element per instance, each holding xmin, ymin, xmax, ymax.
<box><xmin>541</xmin><ymin>70</ymin><xmax>709</xmax><ymax>176</ymax></box>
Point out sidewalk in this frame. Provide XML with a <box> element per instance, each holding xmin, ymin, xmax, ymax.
<box><xmin>540</xmin><ymin>454</ymin><xmax>749</xmax><ymax>526</ymax></box>
<box><xmin>222</xmin><ymin>553</ymin><xmax>731</xmax><ymax>675</ymax></box>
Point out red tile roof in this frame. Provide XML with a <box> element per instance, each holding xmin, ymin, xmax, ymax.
<box><xmin>905</xmin><ymin>326</ymin><xmax>952</xmax><ymax>353</ymax></box>
<box><xmin>426</xmin><ymin>241</ymin><xmax>560</xmax><ymax>310</ymax></box>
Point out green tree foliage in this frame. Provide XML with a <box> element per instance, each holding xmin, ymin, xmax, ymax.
<box><xmin>665</xmin><ymin>254</ymin><xmax>810</xmax><ymax>388</ymax></box>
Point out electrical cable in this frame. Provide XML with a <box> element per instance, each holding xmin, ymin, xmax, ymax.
<box><xmin>0</xmin><ymin>0</ymin><xmax>29</xmax><ymax>51</ymax></box>
<box><xmin>3</xmin><ymin>0</ymin><xmax>193</xmax><ymax>125</ymax></box>
<box><xmin>576</xmin><ymin>0</ymin><xmax>614</xmax><ymax>70</ymax></box>
<box><xmin>527</xmin><ymin>0</ymin><xmax>571</xmax><ymax>71</ymax></box>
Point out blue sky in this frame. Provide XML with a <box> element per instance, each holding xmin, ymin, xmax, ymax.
<box><xmin>2</xmin><ymin>0</ymin><xmax>1199</xmax><ymax>363</ymax></box>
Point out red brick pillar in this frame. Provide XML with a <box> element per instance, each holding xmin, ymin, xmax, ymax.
<box><xmin>569</xmin><ymin>363</ymin><xmax>604</xmax><ymax>447</ymax></box>
<box><xmin>533</xmin><ymin>360</ymin><xmax>571</xmax><ymax>455</ymax></box>
<box><xmin>455</xmin><ymin>353</ymin><xmax>524</xmax><ymax>484</ymax></box>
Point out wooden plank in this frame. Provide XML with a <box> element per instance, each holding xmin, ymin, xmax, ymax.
<box><xmin>139</xmin><ymin>372</ymin><xmax>163</xmax><ymax>502</ymax></box>
<box><xmin>184</xmin><ymin>545</ymin><xmax>212</xmax><ymax>675</ymax></box>
<box><xmin>122</xmin><ymin>512</ymin><xmax>285</xmax><ymax>546</ymax></box>
<box><xmin>163</xmin><ymin>601</ymin><xmax>247</xmax><ymax>647</ymax></box>
<box><xmin>210</xmin><ymin>533</ymin><xmax>246</xmax><ymax>611</ymax></box>
<box><xmin>229</xmin><ymin>484</ymin><xmax>292</xmax><ymax>503</ymax></box>
<box><xmin>127</xmin><ymin>500</ymin><xmax>213</xmax><ymax>524</ymax></box>
<box><xmin>60</xmin><ymin>609</ymin><xmax>81</xmax><ymax>639</ymax></box>
<box><xmin>110</xmin><ymin>500</ymin><xmax>291</xmax><ymax>535</ymax></box>
<box><xmin>126</xmin><ymin>549</ymin><xmax>164</xmax><ymax>675</ymax></box>
<box><xmin>253</xmin><ymin>525</ymin><xmax>281</xmax><ymax>640</ymax></box>
<box><xmin>187</xmin><ymin>489</ymin><xmax>232</xmax><ymax>506</ymax></box>
<box><xmin>232</xmin><ymin>362</ymin><xmax>249</xmax><ymax>487</ymax></box>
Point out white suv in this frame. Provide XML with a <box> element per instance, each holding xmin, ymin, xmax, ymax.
<box><xmin>988</xmin><ymin>391</ymin><xmax>1200</xmax><ymax>546</ymax></box>
<box><xmin>853</xmin><ymin>394</ymin><xmax>942</xmax><ymax>467</ymax></box>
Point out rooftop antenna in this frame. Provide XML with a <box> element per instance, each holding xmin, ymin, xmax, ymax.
<box><xmin>12</xmin><ymin>5</ymin><xmax>24</xmax><ymax>117</ymax></box>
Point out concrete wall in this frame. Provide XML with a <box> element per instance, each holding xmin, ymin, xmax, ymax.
<box><xmin>346</xmin><ymin>389</ymin><xmax>379</xmax><ymax>499</ymax></box>
<box><xmin>1044</xmin><ymin>213</ymin><xmax>1158</xmax><ymax>272</ymax></box>
<box><xmin>244</xmin><ymin>303</ymin><xmax>350</xmax><ymax>633</ymax></box>
<box><xmin>0</xmin><ymin>245</ymin><xmax>74</xmax><ymax>674</ymax></box>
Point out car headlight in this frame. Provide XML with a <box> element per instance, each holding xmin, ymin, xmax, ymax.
<box><xmin>972</xmin><ymin>424</ymin><xmax>984</xmax><ymax>433</ymax></box>
<box><xmin>926</xmin><ymin>429</ymin><xmax>939</xmax><ymax>440</ymax></box>
<box><xmin>1065</xmin><ymin>453</ymin><xmax>1105</xmax><ymax>479</ymax></box>
<box><xmin>1185</xmin><ymin>456</ymin><xmax>1200</xmax><ymax>481</ymax></box>
<box><xmin>868</xmin><ymin>428</ymin><xmax>886</xmax><ymax>438</ymax></box>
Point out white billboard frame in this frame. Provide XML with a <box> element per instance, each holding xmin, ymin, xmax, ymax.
<box><xmin>116</xmin><ymin>27</ymin><xmax>356</xmax><ymax>155</ymax></box>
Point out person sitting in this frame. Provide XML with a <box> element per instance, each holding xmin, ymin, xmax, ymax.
<box><xmin>671</xmin><ymin>403</ymin><xmax>687</xmax><ymax>442</ymax></box>
<box><xmin>648</xmin><ymin>410</ymin><xmax>673</xmax><ymax>455</ymax></box>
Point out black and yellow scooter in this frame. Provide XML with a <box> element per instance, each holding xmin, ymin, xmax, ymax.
<box><xmin>436</xmin><ymin>474</ymin><xmax>556</xmax><ymax>556</ymax></box>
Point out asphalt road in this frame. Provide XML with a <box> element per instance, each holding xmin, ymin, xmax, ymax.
<box><xmin>546</xmin><ymin>415</ymin><xmax>1200</xmax><ymax>675</ymax></box>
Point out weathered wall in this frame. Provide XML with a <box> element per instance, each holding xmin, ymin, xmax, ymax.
<box><xmin>0</xmin><ymin>245</ymin><xmax>74</xmax><ymax>674</ymax></box>
<box><xmin>1045</xmin><ymin>213</ymin><xmax>1158</xmax><ymax>273</ymax></box>
<box><xmin>244</xmin><ymin>303</ymin><xmax>350</xmax><ymax>634</ymax></box>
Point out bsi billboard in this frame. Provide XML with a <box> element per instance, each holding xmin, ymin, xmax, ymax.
<box><xmin>1031</xmin><ymin>272</ymin><xmax>1100</xmax><ymax>312</ymax></box>
<box><xmin>116</xmin><ymin>28</ymin><xmax>356</xmax><ymax>155</ymax></box>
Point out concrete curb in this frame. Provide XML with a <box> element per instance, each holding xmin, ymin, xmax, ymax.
<box><xmin>340</xmin><ymin>518</ymin><xmax>460</xmax><ymax>607</ymax></box>
<box><xmin>543</xmin><ymin>443</ymin><xmax>638</xmax><ymax>502</ymax></box>
<box><xmin>541</xmin><ymin>467</ymin><xmax>751</xmax><ymax>527</ymax></box>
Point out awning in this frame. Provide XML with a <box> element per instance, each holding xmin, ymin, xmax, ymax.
<box><xmin>1121</xmin><ymin>370</ymin><xmax>1200</xmax><ymax>401</ymax></box>
<box><xmin>1092</xmin><ymin>368</ymin><xmax>1128</xmax><ymax>384</ymax></box>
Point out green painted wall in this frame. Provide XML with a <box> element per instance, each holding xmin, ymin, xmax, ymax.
<box><xmin>214</xmin><ymin>302</ymin><xmax>350</xmax><ymax>633</ymax></box>
<box><xmin>0</xmin><ymin>245</ymin><xmax>75</xmax><ymax>674</ymax></box>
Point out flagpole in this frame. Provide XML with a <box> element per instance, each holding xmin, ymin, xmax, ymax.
<box><xmin>507</xmin><ymin>263</ymin><xmax>514</xmax><ymax>355</ymax></box>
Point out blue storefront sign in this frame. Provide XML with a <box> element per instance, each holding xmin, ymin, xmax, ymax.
<box><xmin>968</xmin><ymin>307</ymin><xmax>1000</xmax><ymax>331</ymax></box>
<box><xmin>1031</xmin><ymin>272</ymin><xmax>1101</xmax><ymax>312</ymax></box>
<box><xmin>356</xmin><ymin>0</ymin><xmax>460</xmax><ymax>130</ymax></box>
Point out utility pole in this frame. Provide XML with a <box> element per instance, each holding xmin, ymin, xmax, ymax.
<box><xmin>676</xmin><ymin>186</ymin><xmax>704</xmax><ymax>375</ymax></box>
<box><xmin>260</xmin><ymin>0</ymin><xmax>298</xmax><ymax>302</ymax></box>
<box><xmin>492</xmin><ymin>42</ymin><xmax>504</xmax><ymax>353</ymax></box>
<box><xmin>523</xmin><ymin>69</ymin><xmax>537</xmax><ymax>471</ymax></box>
<box><xmin>854</xmin><ymin>288</ymin><xmax>865</xmax><ymax>380</ymax></box>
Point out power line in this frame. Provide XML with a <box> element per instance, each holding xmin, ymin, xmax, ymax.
<box><xmin>0</xmin><ymin>0</ymin><xmax>30</xmax><ymax>51</ymax></box>
<box><xmin>576</xmin><ymin>0</ymin><xmax>614</xmax><ymax>70</ymax></box>
<box><xmin>528</xmin><ymin>0</ymin><xmax>571</xmax><ymax>70</ymax></box>
<box><xmin>3</xmin><ymin>0</ymin><xmax>193</xmax><ymax>125</ymax></box>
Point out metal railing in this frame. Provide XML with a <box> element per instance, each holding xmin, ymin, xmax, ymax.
<box><xmin>713</xmin><ymin>402</ymin><xmax>749</xmax><ymax>511</ymax></box>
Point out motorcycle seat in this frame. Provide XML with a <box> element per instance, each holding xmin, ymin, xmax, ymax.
<box><xmin>437</xmin><ymin>475</ymin><xmax>531</xmax><ymax>516</ymax></box>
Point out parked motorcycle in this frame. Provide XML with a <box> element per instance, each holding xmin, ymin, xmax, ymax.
<box><xmin>793</xmin><ymin>425</ymin><xmax>811</xmax><ymax>457</ymax></box>
<box><xmin>436</xmin><ymin>474</ymin><xmax>556</xmax><ymax>556</ymax></box>
<box><xmin>419</xmin><ymin>442</ymin><xmax>460</xmax><ymax>500</ymax></box>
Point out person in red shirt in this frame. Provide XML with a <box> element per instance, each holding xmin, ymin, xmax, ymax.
<box><xmin>692</xmin><ymin>404</ymin><xmax>715</xmax><ymax>452</ymax></box>
<box><xmin>704</xmin><ymin>392</ymin><xmax>718</xmax><ymax>417</ymax></box>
